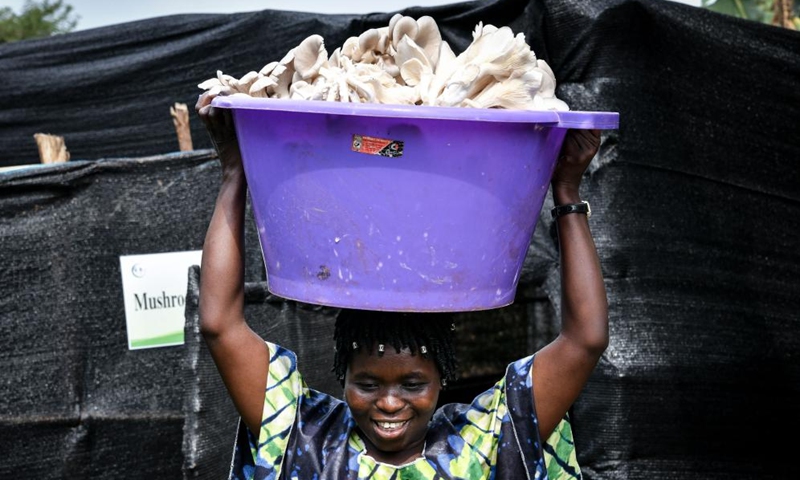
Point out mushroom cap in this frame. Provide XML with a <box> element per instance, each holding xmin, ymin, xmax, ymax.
<box><xmin>399</xmin><ymin>57</ymin><xmax>429</xmax><ymax>87</ymax></box>
<box><xmin>238</xmin><ymin>70</ymin><xmax>259</xmax><ymax>86</ymax></box>
<box><xmin>294</xmin><ymin>34</ymin><xmax>328</xmax><ymax>80</ymax></box>
<box><xmin>341</xmin><ymin>36</ymin><xmax>362</xmax><ymax>61</ymax></box>
<box><xmin>388</xmin><ymin>13</ymin><xmax>403</xmax><ymax>34</ymax></box>
<box><xmin>249</xmin><ymin>75</ymin><xmax>278</xmax><ymax>97</ymax></box>
<box><xmin>469</xmin><ymin>76</ymin><xmax>533</xmax><ymax>109</ymax></box>
<box><xmin>289</xmin><ymin>80</ymin><xmax>314</xmax><ymax>100</ymax></box>
<box><xmin>271</xmin><ymin>63</ymin><xmax>294</xmax><ymax>99</ymax></box>
<box><xmin>358</xmin><ymin>28</ymin><xmax>383</xmax><ymax>55</ymax></box>
<box><xmin>395</xmin><ymin>35</ymin><xmax>431</xmax><ymax>72</ymax></box>
<box><xmin>258</xmin><ymin>61</ymin><xmax>279</xmax><ymax>76</ymax></box>
<box><xmin>197</xmin><ymin>77</ymin><xmax>223</xmax><ymax>90</ymax></box>
<box><xmin>391</xmin><ymin>16</ymin><xmax>419</xmax><ymax>49</ymax></box>
<box><xmin>216</xmin><ymin>70</ymin><xmax>238</xmax><ymax>88</ymax></box>
<box><xmin>413</xmin><ymin>16</ymin><xmax>443</xmax><ymax>68</ymax></box>
<box><xmin>328</xmin><ymin>48</ymin><xmax>342</xmax><ymax>68</ymax></box>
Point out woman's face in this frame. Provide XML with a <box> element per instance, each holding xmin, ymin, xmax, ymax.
<box><xmin>344</xmin><ymin>344</ymin><xmax>441</xmax><ymax>465</ymax></box>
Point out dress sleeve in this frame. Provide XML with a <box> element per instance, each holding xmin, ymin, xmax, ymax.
<box><xmin>228</xmin><ymin>342</ymin><xmax>305</xmax><ymax>480</ymax></box>
<box><xmin>437</xmin><ymin>355</ymin><xmax>582</xmax><ymax>479</ymax></box>
<box><xmin>543</xmin><ymin>415</ymin><xmax>582</xmax><ymax>480</ymax></box>
<box><xmin>504</xmin><ymin>354</ymin><xmax>583</xmax><ymax>479</ymax></box>
<box><xmin>426</xmin><ymin>357</ymin><xmax>580</xmax><ymax>480</ymax></box>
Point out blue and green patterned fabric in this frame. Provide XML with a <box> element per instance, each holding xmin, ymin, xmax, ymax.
<box><xmin>229</xmin><ymin>342</ymin><xmax>582</xmax><ymax>479</ymax></box>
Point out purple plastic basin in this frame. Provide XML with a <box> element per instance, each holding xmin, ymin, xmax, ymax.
<box><xmin>212</xmin><ymin>96</ymin><xmax>618</xmax><ymax>312</ymax></box>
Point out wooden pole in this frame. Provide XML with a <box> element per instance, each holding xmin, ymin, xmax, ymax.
<box><xmin>33</xmin><ymin>133</ymin><xmax>70</xmax><ymax>164</ymax></box>
<box><xmin>773</xmin><ymin>0</ymin><xmax>796</xmax><ymax>29</ymax></box>
<box><xmin>170</xmin><ymin>102</ymin><xmax>194</xmax><ymax>151</ymax></box>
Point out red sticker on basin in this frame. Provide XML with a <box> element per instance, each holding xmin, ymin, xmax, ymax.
<box><xmin>351</xmin><ymin>134</ymin><xmax>404</xmax><ymax>158</ymax></box>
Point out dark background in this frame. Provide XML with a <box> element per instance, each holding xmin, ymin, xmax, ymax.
<box><xmin>1</xmin><ymin>0</ymin><xmax>798</xmax><ymax>478</ymax></box>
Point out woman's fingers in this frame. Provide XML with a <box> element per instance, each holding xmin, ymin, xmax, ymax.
<box><xmin>561</xmin><ymin>129</ymin><xmax>600</xmax><ymax>164</ymax></box>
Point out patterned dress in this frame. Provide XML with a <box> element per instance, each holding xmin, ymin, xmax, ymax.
<box><xmin>229</xmin><ymin>342</ymin><xmax>582</xmax><ymax>479</ymax></box>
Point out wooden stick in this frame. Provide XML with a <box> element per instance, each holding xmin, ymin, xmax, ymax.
<box><xmin>170</xmin><ymin>102</ymin><xmax>194</xmax><ymax>151</ymax></box>
<box><xmin>773</xmin><ymin>0</ymin><xmax>795</xmax><ymax>29</ymax></box>
<box><xmin>33</xmin><ymin>133</ymin><xmax>70</xmax><ymax>164</ymax></box>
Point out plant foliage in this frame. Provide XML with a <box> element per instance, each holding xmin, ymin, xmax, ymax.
<box><xmin>0</xmin><ymin>0</ymin><xmax>79</xmax><ymax>43</ymax></box>
<box><xmin>705</xmin><ymin>0</ymin><xmax>799</xmax><ymax>28</ymax></box>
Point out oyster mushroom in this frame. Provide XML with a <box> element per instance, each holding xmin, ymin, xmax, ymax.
<box><xmin>337</xmin><ymin>73</ymin><xmax>352</xmax><ymax>102</ymax></box>
<box><xmin>216</xmin><ymin>70</ymin><xmax>238</xmax><ymax>89</ymax></box>
<box><xmin>467</xmin><ymin>74</ymin><xmax>536</xmax><ymax>110</ymax></box>
<box><xmin>271</xmin><ymin>63</ymin><xmax>294</xmax><ymax>99</ymax></box>
<box><xmin>318</xmin><ymin>66</ymin><xmax>347</xmax><ymax>102</ymax></box>
<box><xmin>294</xmin><ymin>35</ymin><xmax>328</xmax><ymax>80</ymax></box>
<box><xmin>436</xmin><ymin>63</ymin><xmax>480</xmax><ymax>106</ymax></box>
<box><xmin>279</xmin><ymin>49</ymin><xmax>295</xmax><ymax>67</ymax></box>
<box><xmin>249</xmin><ymin>75</ymin><xmax>277</xmax><ymax>98</ymax></box>
<box><xmin>346</xmin><ymin>76</ymin><xmax>377</xmax><ymax>103</ymax></box>
<box><xmin>341</xmin><ymin>36</ymin><xmax>362</xmax><ymax>62</ymax></box>
<box><xmin>358</xmin><ymin>28</ymin><xmax>383</xmax><ymax>57</ymax></box>
<box><xmin>258</xmin><ymin>61</ymin><xmax>279</xmax><ymax>77</ymax></box>
<box><xmin>388</xmin><ymin>13</ymin><xmax>403</xmax><ymax>37</ymax></box>
<box><xmin>376</xmin><ymin>54</ymin><xmax>400</xmax><ymax>78</ymax></box>
<box><xmin>236</xmin><ymin>71</ymin><xmax>260</xmax><ymax>92</ymax></box>
<box><xmin>199</xmin><ymin>15</ymin><xmax>569</xmax><ymax>111</ymax></box>
<box><xmin>395</xmin><ymin>35</ymin><xmax>431</xmax><ymax>72</ymax></box>
<box><xmin>391</xmin><ymin>16</ymin><xmax>419</xmax><ymax>49</ymax></box>
<box><xmin>412</xmin><ymin>16</ymin><xmax>443</xmax><ymax>68</ymax></box>
<box><xmin>400</xmin><ymin>57</ymin><xmax>429</xmax><ymax>87</ymax></box>
<box><xmin>460</xmin><ymin>26</ymin><xmax>520</xmax><ymax>70</ymax></box>
<box><xmin>197</xmin><ymin>77</ymin><xmax>222</xmax><ymax>91</ymax></box>
<box><xmin>328</xmin><ymin>48</ymin><xmax>342</xmax><ymax>68</ymax></box>
<box><xmin>423</xmin><ymin>40</ymin><xmax>458</xmax><ymax>104</ymax></box>
<box><xmin>289</xmin><ymin>80</ymin><xmax>313</xmax><ymax>100</ymax></box>
<box><xmin>535</xmin><ymin>59</ymin><xmax>558</xmax><ymax>98</ymax></box>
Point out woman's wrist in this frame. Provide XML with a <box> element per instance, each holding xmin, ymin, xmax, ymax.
<box><xmin>551</xmin><ymin>181</ymin><xmax>582</xmax><ymax>206</ymax></box>
<box><xmin>221</xmin><ymin>163</ymin><xmax>246</xmax><ymax>184</ymax></box>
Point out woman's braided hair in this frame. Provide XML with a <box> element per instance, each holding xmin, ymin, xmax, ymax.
<box><xmin>333</xmin><ymin>309</ymin><xmax>458</xmax><ymax>387</ymax></box>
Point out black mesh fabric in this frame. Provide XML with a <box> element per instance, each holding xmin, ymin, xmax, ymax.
<box><xmin>533</xmin><ymin>2</ymin><xmax>800</xmax><ymax>477</ymax></box>
<box><xmin>0</xmin><ymin>152</ymin><xmax>221</xmax><ymax>478</ymax></box>
<box><xmin>1</xmin><ymin>0</ymin><xmax>798</xmax><ymax>478</ymax></box>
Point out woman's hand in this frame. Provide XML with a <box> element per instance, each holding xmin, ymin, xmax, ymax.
<box><xmin>195</xmin><ymin>88</ymin><xmax>243</xmax><ymax>176</ymax></box>
<box><xmin>550</xmin><ymin>129</ymin><xmax>600</xmax><ymax>203</ymax></box>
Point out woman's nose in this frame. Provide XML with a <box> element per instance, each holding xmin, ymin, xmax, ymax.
<box><xmin>376</xmin><ymin>391</ymin><xmax>404</xmax><ymax>413</ymax></box>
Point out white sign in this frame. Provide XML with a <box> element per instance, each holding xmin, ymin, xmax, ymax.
<box><xmin>120</xmin><ymin>250</ymin><xmax>203</xmax><ymax>350</ymax></box>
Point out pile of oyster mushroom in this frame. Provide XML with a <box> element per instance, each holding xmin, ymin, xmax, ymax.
<box><xmin>198</xmin><ymin>14</ymin><xmax>569</xmax><ymax>111</ymax></box>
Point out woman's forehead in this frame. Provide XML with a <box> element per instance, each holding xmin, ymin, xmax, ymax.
<box><xmin>348</xmin><ymin>346</ymin><xmax>439</xmax><ymax>377</ymax></box>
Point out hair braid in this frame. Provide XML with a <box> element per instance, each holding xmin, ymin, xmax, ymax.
<box><xmin>332</xmin><ymin>309</ymin><xmax>459</xmax><ymax>387</ymax></box>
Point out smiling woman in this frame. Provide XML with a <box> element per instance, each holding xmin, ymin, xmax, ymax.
<box><xmin>339</xmin><ymin>313</ymin><xmax>449</xmax><ymax>466</ymax></box>
<box><xmin>195</xmin><ymin>80</ymin><xmax>609</xmax><ymax>478</ymax></box>
<box><xmin>346</xmin><ymin>346</ymin><xmax>440</xmax><ymax>466</ymax></box>
<box><xmin>195</xmin><ymin>79</ymin><xmax>608</xmax><ymax>480</ymax></box>
<box><xmin>226</xmin><ymin>313</ymin><xmax>583</xmax><ymax>479</ymax></box>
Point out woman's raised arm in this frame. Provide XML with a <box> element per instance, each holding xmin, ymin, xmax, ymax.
<box><xmin>532</xmin><ymin>129</ymin><xmax>610</xmax><ymax>440</ymax></box>
<box><xmin>196</xmin><ymin>90</ymin><xmax>269</xmax><ymax>439</ymax></box>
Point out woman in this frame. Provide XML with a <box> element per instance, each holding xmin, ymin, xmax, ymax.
<box><xmin>195</xmin><ymin>89</ymin><xmax>608</xmax><ymax>479</ymax></box>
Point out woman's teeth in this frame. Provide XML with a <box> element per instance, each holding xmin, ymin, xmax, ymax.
<box><xmin>378</xmin><ymin>421</ymin><xmax>405</xmax><ymax>430</ymax></box>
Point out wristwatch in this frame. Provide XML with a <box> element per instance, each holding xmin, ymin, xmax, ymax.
<box><xmin>551</xmin><ymin>201</ymin><xmax>591</xmax><ymax>219</ymax></box>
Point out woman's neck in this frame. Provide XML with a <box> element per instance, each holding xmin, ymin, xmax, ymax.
<box><xmin>360</xmin><ymin>433</ymin><xmax>426</xmax><ymax>466</ymax></box>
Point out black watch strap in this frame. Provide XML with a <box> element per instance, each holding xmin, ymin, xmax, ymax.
<box><xmin>551</xmin><ymin>201</ymin><xmax>591</xmax><ymax>219</ymax></box>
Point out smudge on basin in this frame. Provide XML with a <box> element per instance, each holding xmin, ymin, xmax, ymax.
<box><xmin>316</xmin><ymin>265</ymin><xmax>330</xmax><ymax>280</ymax></box>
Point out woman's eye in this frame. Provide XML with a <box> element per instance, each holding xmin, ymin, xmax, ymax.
<box><xmin>356</xmin><ymin>382</ymin><xmax>378</xmax><ymax>390</ymax></box>
<box><xmin>403</xmin><ymin>382</ymin><xmax>425</xmax><ymax>390</ymax></box>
